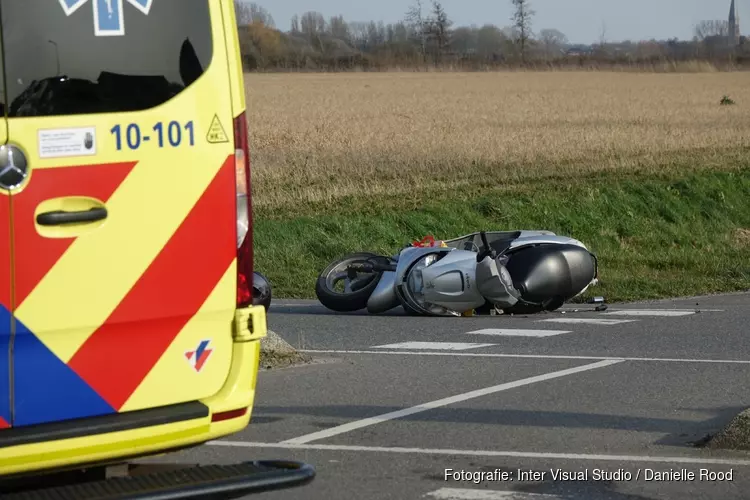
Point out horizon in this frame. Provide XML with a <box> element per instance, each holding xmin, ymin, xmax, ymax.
<box><xmin>244</xmin><ymin>0</ymin><xmax>745</xmax><ymax>45</ymax></box>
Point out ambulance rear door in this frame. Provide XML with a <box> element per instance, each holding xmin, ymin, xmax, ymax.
<box><xmin>0</xmin><ymin>31</ymin><xmax>11</xmax><ymax>431</ymax></box>
<box><xmin>2</xmin><ymin>0</ymin><xmax>238</xmax><ymax>428</ymax></box>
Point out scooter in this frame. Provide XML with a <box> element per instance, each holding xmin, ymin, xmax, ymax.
<box><xmin>314</xmin><ymin>230</ymin><xmax>598</xmax><ymax>316</ymax></box>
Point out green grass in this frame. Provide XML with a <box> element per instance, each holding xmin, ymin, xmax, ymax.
<box><xmin>254</xmin><ymin>167</ymin><xmax>750</xmax><ymax>303</ymax></box>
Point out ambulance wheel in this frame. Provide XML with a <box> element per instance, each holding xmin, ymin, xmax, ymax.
<box><xmin>252</xmin><ymin>272</ymin><xmax>272</xmax><ymax>311</ymax></box>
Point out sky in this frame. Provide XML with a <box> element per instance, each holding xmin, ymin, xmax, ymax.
<box><xmin>248</xmin><ymin>0</ymin><xmax>745</xmax><ymax>45</ymax></box>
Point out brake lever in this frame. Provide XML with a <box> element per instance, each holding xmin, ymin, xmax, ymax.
<box><xmin>478</xmin><ymin>231</ymin><xmax>495</xmax><ymax>261</ymax></box>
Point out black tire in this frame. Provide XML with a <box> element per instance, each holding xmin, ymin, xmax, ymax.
<box><xmin>543</xmin><ymin>296</ymin><xmax>566</xmax><ymax>311</ymax></box>
<box><xmin>502</xmin><ymin>296</ymin><xmax>564</xmax><ymax>315</ymax></box>
<box><xmin>502</xmin><ymin>303</ymin><xmax>544</xmax><ymax>315</ymax></box>
<box><xmin>252</xmin><ymin>271</ymin><xmax>272</xmax><ymax>311</ymax></box>
<box><xmin>315</xmin><ymin>252</ymin><xmax>383</xmax><ymax>312</ymax></box>
<box><xmin>474</xmin><ymin>301</ymin><xmax>495</xmax><ymax>315</ymax></box>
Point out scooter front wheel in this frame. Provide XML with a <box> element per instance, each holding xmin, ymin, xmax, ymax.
<box><xmin>315</xmin><ymin>252</ymin><xmax>384</xmax><ymax>312</ymax></box>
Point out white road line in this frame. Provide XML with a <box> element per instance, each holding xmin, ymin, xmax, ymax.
<box><xmin>278</xmin><ymin>360</ymin><xmax>623</xmax><ymax>445</ymax></box>
<box><xmin>604</xmin><ymin>309</ymin><xmax>696</xmax><ymax>317</ymax></box>
<box><xmin>299</xmin><ymin>349</ymin><xmax>750</xmax><ymax>365</ymax></box>
<box><xmin>537</xmin><ymin>318</ymin><xmax>636</xmax><ymax>325</ymax></box>
<box><xmin>426</xmin><ymin>489</ymin><xmax>561</xmax><ymax>500</ymax></box>
<box><xmin>207</xmin><ymin>441</ymin><xmax>750</xmax><ymax>466</ymax></box>
<box><xmin>466</xmin><ymin>329</ymin><xmax>571</xmax><ymax>337</ymax></box>
<box><xmin>372</xmin><ymin>342</ymin><xmax>497</xmax><ymax>351</ymax></box>
<box><xmin>607</xmin><ymin>308</ymin><xmax>724</xmax><ymax>312</ymax></box>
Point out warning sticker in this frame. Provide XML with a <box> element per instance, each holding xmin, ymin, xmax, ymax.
<box><xmin>38</xmin><ymin>126</ymin><xmax>97</xmax><ymax>159</ymax></box>
<box><xmin>206</xmin><ymin>115</ymin><xmax>229</xmax><ymax>144</ymax></box>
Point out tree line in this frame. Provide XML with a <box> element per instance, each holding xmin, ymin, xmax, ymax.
<box><xmin>234</xmin><ymin>0</ymin><xmax>750</xmax><ymax>71</ymax></box>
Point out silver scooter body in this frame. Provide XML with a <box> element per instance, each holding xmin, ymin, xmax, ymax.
<box><xmin>474</xmin><ymin>255</ymin><xmax>522</xmax><ymax>310</ymax></box>
<box><xmin>366</xmin><ymin>246</ymin><xmax>456</xmax><ymax>314</ymax></box>
<box><xmin>363</xmin><ymin>230</ymin><xmax>597</xmax><ymax>315</ymax></box>
<box><xmin>400</xmin><ymin>248</ymin><xmax>488</xmax><ymax>316</ymax></box>
<box><xmin>366</xmin><ymin>266</ymin><xmax>400</xmax><ymax>313</ymax></box>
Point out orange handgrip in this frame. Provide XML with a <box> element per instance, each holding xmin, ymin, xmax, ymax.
<box><xmin>412</xmin><ymin>235</ymin><xmax>436</xmax><ymax>247</ymax></box>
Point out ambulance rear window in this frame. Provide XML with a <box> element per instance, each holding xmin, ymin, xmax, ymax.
<box><xmin>0</xmin><ymin>0</ymin><xmax>213</xmax><ymax>118</ymax></box>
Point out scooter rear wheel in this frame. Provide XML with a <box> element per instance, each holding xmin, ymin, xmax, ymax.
<box><xmin>315</xmin><ymin>252</ymin><xmax>383</xmax><ymax>312</ymax></box>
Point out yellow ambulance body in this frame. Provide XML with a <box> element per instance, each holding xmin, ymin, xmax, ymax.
<box><xmin>0</xmin><ymin>1</ymin><xmax>312</xmax><ymax>496</ymax></box>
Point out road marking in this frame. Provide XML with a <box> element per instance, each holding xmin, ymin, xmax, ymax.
<box><xmin>604</xmin><ymin>309</ymin><xmax>698</xmax><ymax>317</ymax></box>
<box><xmin>299</xmin><ymin>349</ymin><xmax>750</xmax><ymax>365</ymax></box>
<box><xmin>372</xmin><ymin>342</ymin><xmax>496</xmax><ymax>351</ymax></box>
<box><xmin>466</xmin><ymin>328</ymin><xmax>571</xmax><ymax>337</ymax></box>
<box><xmin>607</xmin><ymin>308</ymin><xmax>724</xmax><ymax>312</ymax></box>
<box><xmin>426</xmin><ymin>489</ymin><xmax>561</xmax><ymax>499</ymax></box>
<box><xmin>537</xmin><ymin>318</ymin><xmax>636</xmax><ymax>325</ymax></box>
<box><xmin>279</xmin><ymin>360</ymin><xmax>622</xmax><ymax>445</ymax></box>
<box><xmin>208</xmin><ymin>441</ymin><xmax>750</xmax><ymax>466</ymax></box>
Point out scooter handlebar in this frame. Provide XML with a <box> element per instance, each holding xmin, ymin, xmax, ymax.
<box><xmin>480</xmin><ymin>231</ymin><xmax>490</xmax><ymax>250</ymax></box>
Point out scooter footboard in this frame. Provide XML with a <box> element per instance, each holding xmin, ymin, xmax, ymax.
<box><xmin>505</xmin><ymin>243</ymin><xmax>597</xmax><ymax>304</ymax></box>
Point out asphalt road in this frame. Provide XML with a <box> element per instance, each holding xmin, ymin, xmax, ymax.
<box><xmin>159</xmin><ymin>292</ymin><xmax>750</xmax><ymax>499</ymax></box>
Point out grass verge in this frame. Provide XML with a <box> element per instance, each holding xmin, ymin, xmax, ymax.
<box><xmin>259</xmin><ymin>330</ymin><xmax>312</xmax><ymax>370</ymax></box>
<box><xmin>255</xmin><ymin>168</ymin><xmax>750</xmax><ymax>302</ymax></box>
<box><xmin>703</xmin><ymin>409</ymin><xmax>750</xmax><ymax>451</ymax></box>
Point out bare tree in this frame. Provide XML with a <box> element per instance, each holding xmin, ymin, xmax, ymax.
<box><xmin>391</xmin><ymin>22</ymin><xmax>410</xmax><ymax>44</ymax></box>
<box><xmin>694</xmin><ymin>20</ymin><xmax>729</xmax><ymax>40</ymax></box>
<box><xmin>300</xmin><ymin>11</ymin><xmax>326</xmax><ymax>37</ymax></box>
<box><xmin>328</xmin><ymin>15</ymin><xmax>351</xmax><ymax>43</ymax></box>
<box><xmin>477</xmin><ymin>24</ymin><xmax>505</xmax><ymax>60</ymax></box>
<box><xmin>247</xmin><ymin>3</ymin><xmax>275</xmax><ymax>27</ymax></box>
<box><xmin>428</xmin><ymin>0</ymin><xmax>452</xmax><ymax>61</ymax></box>
<box><xmin>234</xmin><ymin>0</ymin><xmax>252</xmax><ymax>25</ymax></box>
<box><xmin>451</xmin><ymin>27</ymin><xmax>477</xmax><ymax>56</ymax></box>
<box><xmin>539</xmin><ymin>28</ymin><xmax>567</xmax><ymax>59</ymax></box>
<box><xmin>510</xmin><ymin>0</ymin><xmax>534</xmax><ymax>63</ymax></box>
<box><xmin>405</xmin><ymin>0</ymin><xmax>428</xmax><ymax>62</ymax></box>
<box><xmin>348</xmin><ymin>21</ymin><xmax>370</xmax><ymax>50</ymax></box>
<box><xmin>693</xmin><ymin>20</ymin><xmax>731</xmax><ymax>58</ymax></box>
<box><xmin>367</xmin><ymin>21</ymin><xmax>386</xmax><ymax>48</ymax></box>
<box><xmin>290</xmin><ymin>14</ymin><xmax>299</xmax><ymax>33</ymax></box>
<box><xmin>300</xmin><ymin>12</ymin><xmax>327</xmax><ymax>52</ymax></box>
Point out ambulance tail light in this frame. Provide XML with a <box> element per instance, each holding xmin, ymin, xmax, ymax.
<box><xmin>235</xmin><ymin>111</ymin><xmax>253</xmax><ymax>308</ymax></box>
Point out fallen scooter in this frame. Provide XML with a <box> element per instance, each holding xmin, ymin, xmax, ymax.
<box><xmin>314</xmin><ymin>230</ymin><xmax>599</xmax><ymax>316</ymax></box>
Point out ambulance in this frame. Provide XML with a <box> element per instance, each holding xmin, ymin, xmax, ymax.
<box><xmin>0</xmin><ymin>0</ymin><xmax>313</xmax><ymax>497</ymax></box>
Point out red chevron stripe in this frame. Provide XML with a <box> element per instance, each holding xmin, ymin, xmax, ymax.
<box><xmin>0</xmin><ymin>195</ymin><xmax>10</xmax><ymax>310</ymax></box>
<box><xmin>68</xmin><ymin>156</ymin><xmax>236</xmax><ymax>410</ymax></box>
<box><xmin>13</xmin><ymin>162</ymin><xmax>137</xmax><ymax>307</ymax></box>
<box><xmin>0</xmin><ymin>416</ymin><xmax>8</xmax><ymax>429</ymax></box>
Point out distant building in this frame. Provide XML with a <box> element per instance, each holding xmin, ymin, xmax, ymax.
<box><xmin>728</xmin><ymin>0</ymin><xmax>740</xmax><ymax>47</ymax></box>
<box><xmin>565</xmin><ymin>45</ymin><xmax>593</xmax><ymax>56</ymax></box>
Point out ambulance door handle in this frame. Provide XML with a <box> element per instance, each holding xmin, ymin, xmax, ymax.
<box><xmin>36</xmin><ymin>207</ymin><xmax>108</xmax><ymax>226</ymax></box>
